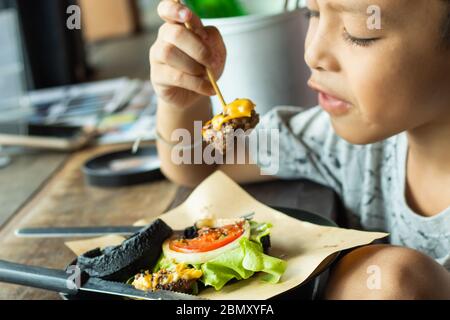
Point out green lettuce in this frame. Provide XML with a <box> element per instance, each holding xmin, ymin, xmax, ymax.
<box><xmin>249</xmin><ymin>221</ymin><xmax>272</xmax><ymax>244</ymax></box>
<box><xmin>152</xmin><ymin>253</ymin><xmax>177</xmax><ymax>273</ymax></box>
<box><xmin>201</xmin><ymin>237</ymin><xmax>287</xmax><ymax>290</ymax></box>
<box><xmin>152</xmin><ymin>221</ymin><xmax>287</xmax><ymax>291</ymax></box>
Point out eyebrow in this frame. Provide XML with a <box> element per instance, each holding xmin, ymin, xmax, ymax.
<box><xmin>326</xmin><ymin>1</ymin><xmax>369</xmax><ymax>15</ymax></box>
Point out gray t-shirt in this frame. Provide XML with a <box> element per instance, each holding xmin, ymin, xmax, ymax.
<box><xmin>255</xmin><ymin>106</ymin><xmax>450</xmax><ymax>271</ymax></box>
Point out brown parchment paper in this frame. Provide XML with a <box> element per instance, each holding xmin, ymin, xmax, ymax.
<box><xmin>66</xmin><ymin>171</ymin><xmax>388</xmax><ymax>300</ymax></box>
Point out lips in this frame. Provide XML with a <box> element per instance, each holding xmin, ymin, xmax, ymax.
<box><xmin>308</xmin><ymin>81</ymin><xmax>351</xmax><ymax>116</ymax></box>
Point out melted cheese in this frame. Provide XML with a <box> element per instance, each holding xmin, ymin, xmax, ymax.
<box><xmin>176</xmin><ymin>263</ymin><xmax>203</xmax><ymax>280</ymax></box>
<box><xmin>133</xmin><ymin>271</ymin><xmax>153</xmax><ymax>291</ymax></box>
<box><xmin>132</xmin><ymin>263</ymin><xmax>202</xmax><ymax>291</ymax></box>
<box><xmin>209</xmin><ymin>98</ymin><xmax>256</xmax><ymax>131</ymax></box>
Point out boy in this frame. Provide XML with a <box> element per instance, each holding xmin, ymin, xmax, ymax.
<box><xmin>150</xmin><ymin>0</ymin><xmax>450</xmax><ymax>299</ymax></box>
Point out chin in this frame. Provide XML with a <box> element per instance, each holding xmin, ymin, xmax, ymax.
<box><xmin>330</xmin><ymin>120</ymin><xmax>394</xmax><ymax>145</ymax></box>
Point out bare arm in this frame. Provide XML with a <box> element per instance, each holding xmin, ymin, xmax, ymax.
<box><xmin>156</xmin><ymin>96</ymin><xmax>215</xmax><ymax>187</ymax></box>
<box><xmin>151</xmin><ymin>0</ymin><xmax>274</xmax><ymax>187</ymax></box>
<box><xmin>157</xmin><ymin>96</ymin><xmax>273</xmax><ymax>187</ymax></box>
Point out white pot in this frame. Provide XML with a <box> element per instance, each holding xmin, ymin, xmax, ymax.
<box><xmin>202</xmin><ymin>0</ymin><xmax>317</xmax><ymax>115</ymax></box>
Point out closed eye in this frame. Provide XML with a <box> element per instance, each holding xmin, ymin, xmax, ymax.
<box><xmin>343</xmin><ymin>29</ymin><xmax>380</xmax><ymax>47</ymax></box>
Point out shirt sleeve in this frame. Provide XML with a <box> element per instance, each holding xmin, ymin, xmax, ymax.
<box><xmin>253</xmin><ymin>106</ymin><xmax>359</xmax><ymax>195</ymax></box>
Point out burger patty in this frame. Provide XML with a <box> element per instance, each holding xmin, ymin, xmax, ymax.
<box><xmin>132</xmin><ymin>264</ymin><xmax>202</xmax><ymax>294</ymax></box>
<box><xmin>133</xmin><ymin>270</ymin><xmax>196</xmax><ymax>293</ymax></box>
<box><xmin>202</xmin><ymin>110</ymin><xmax>260</xmax><ymax>154</ymax></box>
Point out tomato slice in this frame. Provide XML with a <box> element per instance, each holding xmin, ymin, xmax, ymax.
<box><xmin>169</xmin><ymin>222</ymin><xmax>245</xmax><ymax>253</ymax></box>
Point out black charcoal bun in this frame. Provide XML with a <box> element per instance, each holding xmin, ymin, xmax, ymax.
<box><xmin>77</xmin><ymin>219</ymin><xmax>173</xmax><ymax>282</ymax></box>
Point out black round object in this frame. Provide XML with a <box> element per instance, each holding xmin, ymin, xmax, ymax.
<box><xmin>83</xmin><ymin>146</ymin><xmax>163</xmax><ymax>187</ymax></box>
<box><xmin>61</xmin><ymin>207</ymin><xmax>339</xmax><ymax>300</ymax></box>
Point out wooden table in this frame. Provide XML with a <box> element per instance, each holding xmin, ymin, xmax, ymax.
<box><xmin>0</xmin><ymin>150</ymin><xmax>68</xmax><ymax>227</ymax></box>
<box><xmin>0</xmin><ymin>144</ymin><xmax>339</xmax><ymax>300</ymax></box>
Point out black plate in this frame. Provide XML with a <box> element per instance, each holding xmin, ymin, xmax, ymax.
<box><xmin>83</xmin><ymin>146</ymin><xmax>163</xmax><ymax>187</ymax></box>
<box><xmin>62</xmin><ymin>206</ymin><xmax>339</xmax><ymax>300</ymax></box>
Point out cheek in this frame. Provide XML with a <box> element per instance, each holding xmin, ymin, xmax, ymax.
<box><xmin>331</xmin><ymin>53</ymin><xmax>420</xmax><ymax>144</ymax></box>
<box><xmin>346</xmin><ymin>46</ymin><xmax>440</xmax><ymax>131</ymax></box>
<box><xmin>350</xmin><ymin>58</ymin><xmax>411</xmax><ymax>126</ymax></box>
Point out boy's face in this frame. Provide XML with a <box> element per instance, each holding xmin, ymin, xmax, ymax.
<box><xmin>305</xmin><ymin>0</ymin><xmax>450</xmax><ymax>144</ymax></box>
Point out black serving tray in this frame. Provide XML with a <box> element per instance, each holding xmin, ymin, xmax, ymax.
<box><xmin>61</xmin><ymin>206</ymin><xmax>339</xmax><ymax>301</ymax></box>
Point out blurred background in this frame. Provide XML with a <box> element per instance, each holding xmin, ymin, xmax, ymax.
<box><xmin>0</xmin><ymin>0</ymin><xmax>316</xmax><ymax>228</ymax></box>
<box><xmin>0</xmin><ymin>0</ymin><xmax>314</xmax><ymax>153</ymax></box>
<box><xmin>0</xmin><ymin>0</ymin><xmax>162</xmax><ymax>87</ymax></box>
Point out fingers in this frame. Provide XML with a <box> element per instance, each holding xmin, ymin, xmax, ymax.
<box><xmin>150</xmin><ymin>40</ymin><xmax>206</xmax><ymax>76</ymax></box>
<box><xmin>158</xmin><ymin>23</ymin><xmax>214</xmax><ymax>69</ymax></box>
<box><xmin>203</xmin><ymin>26</ymin><xmax>227</xmax><ymax>77</ymax></box>
<box><xmin>157</xmin><ymin>0</ymin><xmax>207</xmax><ymax>40</ymax></box>
<box><xmin>152</xmin><ymin>1</ymin><xmax>226</xmax><ymax>101</ymax></box>
<box><xmin>151</xmin><ymin>63</ymin><xmax>215</xmax><ymax>96</ymax></box>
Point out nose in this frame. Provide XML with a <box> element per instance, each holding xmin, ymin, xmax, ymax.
<box><xmin>304</xmin><ymin>26</ymin><xmax>340</xmax><ymax>72</ymax></box>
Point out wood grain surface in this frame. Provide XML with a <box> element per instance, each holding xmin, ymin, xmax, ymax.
<box><xmin>0</xmin><ymin>150</ymin><xmax>67</xmax><ymax>227</ymax></box>
<box><xmin>0</xmin><ymin>144</ymin><xmax>177</xmax><ymax>300</ymax></box>
<box><xmin>0</xmin><ymin>144</ymin><xmax>338</xmax><ymax>300</ymax></box>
